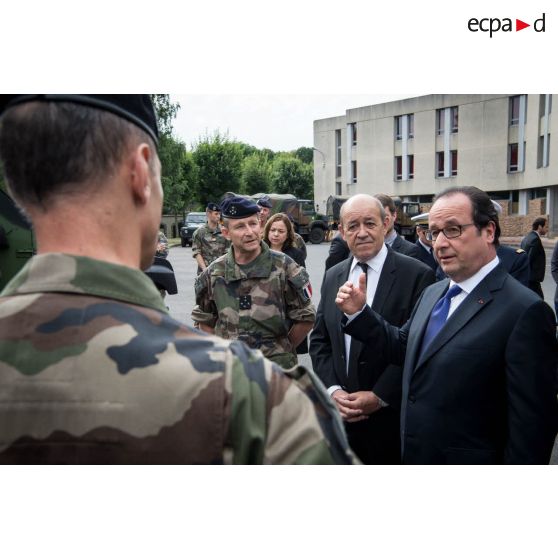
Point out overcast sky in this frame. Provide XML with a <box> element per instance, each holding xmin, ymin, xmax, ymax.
<box><xmin>170</xmin><ymin>94</ymin><xmax>412</xmax><ymax>152</ymax></box>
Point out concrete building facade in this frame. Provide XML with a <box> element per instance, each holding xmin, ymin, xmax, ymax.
<box><xmin>313</xmin><ymin>94</ymin><xmax>557</xmax><ymax>236</ymax></box>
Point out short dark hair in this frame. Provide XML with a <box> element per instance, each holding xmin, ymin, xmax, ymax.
<box><xmin>532</xmin><ymin>217</ymin><xmax>547</xmax><ymax>230</ymax></box>
<box><xmin>373</xmin><ymin>193</ymin><xmax>396</xmax><ymax>213</ymax></box>
<box><xmin>0</xmin><ymin>101</ymin><xmax>156</xmax><ymax>208</ymax></box>
<box><xmin>433</xmin><ymin>186</ymin><xmax>501</xmax><ymax>247</ymax></box>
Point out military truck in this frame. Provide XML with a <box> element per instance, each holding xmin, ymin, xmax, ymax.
<box><xmin>392</xmin><ymin>197</ymin><xmax>421</xmax><ymax>241</ymax></box>
<box><xmin>325</xmin><ymin>194</ymin><xmax>421</xmax><ymax>242</ymax></box>
<box><xmin>326</xmin><ymin>195</ymin><xmax>348</xmax><ymax>232</ymax></box>
<box><xmin>222</xmin><ymin>192</ymin><xmax>329</xmax><ymax>244</ymax></box>
<box><xmin>0</xmin><ymin>189</ymin><xmax>35</xmax><ymax>291</ymax></box>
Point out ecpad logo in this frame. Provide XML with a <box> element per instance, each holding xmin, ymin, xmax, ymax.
<box><xmin>468</xmin><ymin>13</ymin><xmax>546</xmax><ymax>37</ymax></box>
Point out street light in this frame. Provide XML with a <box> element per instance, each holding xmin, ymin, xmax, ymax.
<box><xmin>312</xmin><ymin>147</ymin><xmax>326</xmax><ymax>168</ymax></box>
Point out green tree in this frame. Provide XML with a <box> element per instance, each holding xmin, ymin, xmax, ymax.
<box><xmin>293</xmin><ymin>147</ymin><xmax>313</xmax><ymax>165</ymax></box>
<box><xmin>270</xmin><ymin>154</ymin><xmax>313</xmax><ymax>199</ymax></box>
<box><xmin>240</xmin><ymin>152</ymin><xmax>272</xmax><ymax>195</ymax></box>
<box><xmin>192</xmin><ymin>131</ymin><xmax>244</xmax><ymax>205</ymax></box>
<box><xmin>150</xmin><ymin>94</ymin><xmax>189</xmax><ymax>234</ymax></box>
<box><xmin>150</xmin><ymin>94</ymin><xmax>180</xmax><ymax>136</ymax></box>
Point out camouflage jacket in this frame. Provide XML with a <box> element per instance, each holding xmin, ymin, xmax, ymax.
<box><xmin>293</xmin><ymin>232</ymin><xmax>307</xmax><ymax>260</ymax></box>
<box><xmin>156</xmin><ymin>230</ymin><xmax>169</xmax><ymax>258</ymax></box>
<box><xmin>192</xmin><ymin>242</ymin><xmax>315</xmax><ymax>368</ymax></box>
<box><xmin>0</xmin><ymin>253</ymin><xmax>355</xmax><ymax>464</ymax></box>
<box><xmin>192</xmin><ymin>224</ymin><xmax>229</xmax><ymax>268</ymax></box>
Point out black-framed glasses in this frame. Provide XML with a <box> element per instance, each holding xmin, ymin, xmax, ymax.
<box><xmin>425</xmin><ymin>223</ymin><xmax>475</xmax><ymax>242</ymax></box>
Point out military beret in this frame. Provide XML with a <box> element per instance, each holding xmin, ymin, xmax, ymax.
<box><xmin>206</xmin><ymin>202</ymin><xmax>220</xmax><ymax>212</ymax></box>
<box><xmin>0</xmin><ymin>94</ymin><xmax>159</xmax><ymax>145</ymax></box>
<box><xmin>257</xmin><ymin>195</ymin><xmax>273</xmax><ymax>208</ymax></box>
<box><xmin>220</xmin><ymin>196</ymin><xmax>260</xmax><ymax>219</ymax></box>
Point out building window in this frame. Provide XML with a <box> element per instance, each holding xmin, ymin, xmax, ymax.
<box><xmin>395</xmin><ymin>114</ymin><xmax>414</xmax><ymax>140</ymax></box>
<box><xmin>451</xmin><ymin>107</ymin><xmax>458</xmax><ymax>133</ymax></box>
<box><xmin>335</xmin><ymin>129</ymin><xmax>342</xmax><ymax>177</ymax></box>
<box><xmin>350</xmin><ymin>123</ymin><xmax>357</xmax><ymax>146</ymax></box>
<box><xmin>509</xmin><ymin>96</ymin><xmax>521</xmax><ymax>126</ymax></box>
<box><xmin>451</xmin><ymin>150</ymin><xmax>458</xmax><ymax>176</ymax></box>
<box><xmin>436</xmin><ymin>151</ymin><xmax>458</xmax><ymax>177</ymax></box>
<box><xmin>395</xmin><ymin>156</ymin><xmax>402</xmax><ymax>181</ymax></box>
<box><xmin>395</xmin><ymin>155</ymin><xmax>414</xmax><ymax>181</ymax></box>
<box><xmin>335</xmin><ymin>182</ymin><xmax>342</xmax><ymax>195</ymax></box>
<box><xmin>436</xmin><ymin>107</ymin><xmax>458</xmax><ymax>134</ymax></box>
<box><xmin>508</xmin><ymin>143</ymin><xmax>519</xmax><ymax>172</ymax></box>
<box><xmin>537</xmin><ymin>134</ymin><xmax>550</xmax><ymax>169</ymax></box>
<box><xmin>539</xmin><ymin>94</ymin><xmax>552</xmax><ymax>117</ymax></box>
<box><xmin>436</xmin><ymin>152</ymin><xmax>444</xmax><ymax>177</ymax></box>
<box><xmin>351</xmin><ymin>160</ymin><xmax>357</xmax><ymax>183</ymax></box>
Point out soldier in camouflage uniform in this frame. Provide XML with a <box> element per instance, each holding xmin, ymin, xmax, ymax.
<box><xmin>156</xmin><ymin>229</ymin><xmax>169</xmax><ymax>258</ymax></box>
<box><xmin>191</xmin><ymin>202</ymin><xmax>229</xmax><ymax>274</ymax></box>
<box><xmin>0</xmin><ymin>94</ymin><xmax>356</xmax><ymax>465</ymax></box>
<box><xmin>193</xmin><ymin>196</ymin><xmax>315</xmax><ymax>369</ymax></box>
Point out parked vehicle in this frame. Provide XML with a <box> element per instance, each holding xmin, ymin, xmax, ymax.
<box><xmin>179</xmin><ymin>212</ymin><xmax>207</xmax><ymax>247</ymax></box>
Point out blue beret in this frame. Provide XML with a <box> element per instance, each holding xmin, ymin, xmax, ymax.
<box><xmin>220</xmin><ymin>196</ymin><xmax>260</xmax><ymax>219</ymax></box>
<box><xmin>0</xmin><ymin>94</ymin><xmax>159</xmax><ymax>145</ymax></box>
<box><xmin>257</xmin><ymin>195</ymin><xmax>272</xmax><ymax>208</ymax></box>
<box><xmin>206</xmin><ymin>202</ymin><xmax>220</xmax><ymax>211</ymax></box>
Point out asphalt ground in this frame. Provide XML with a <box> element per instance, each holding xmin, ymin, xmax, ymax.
<box><xmin>166</xmin><ymin>241</ymin><xmax>558</xmax><ymax>464</ymax></box>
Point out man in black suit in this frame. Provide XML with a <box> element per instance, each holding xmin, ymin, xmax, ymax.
<box><xmin>520</xmin><ymin>217</ymin><xmax>548</xmax><ymax>298</ymax></box>
<box><xmin>412</xmin><ymin>214</ymin><xmax>438</xmax><ymax>271</ymax></box>
<box><xmin>324</xmin><ymin>233</ymin><xmax>350</xmax><ymax>271</ymax></box>
<box><xmin>374</xmin><ymin>193</ymin><xmax>421</xmax><ymax>259</ymax></box>
<box><xmin>310</xmin><ymin>194</ymin><xmax>435</xmax><ymax>464</ymax></box>
<box><xmin>336</xmin><ymin>186</ymin><xmax>558</xmax><ymax>464</ymax></box>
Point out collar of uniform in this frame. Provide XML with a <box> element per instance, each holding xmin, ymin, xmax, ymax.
<box><xmin>1</xmin><ymin>253</ymin><xmax>168</xmax><ymax>313</ymax></box>
<box><xmin>224</xmin><ymin>241</ymin><xmax>272</xmax><ymax>282</ymax></box>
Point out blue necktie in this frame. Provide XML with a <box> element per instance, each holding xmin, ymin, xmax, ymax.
<box><xmin>420</xmin><ymin>284</ymin><xmax>463</xmax><ymax>357</ymax></box>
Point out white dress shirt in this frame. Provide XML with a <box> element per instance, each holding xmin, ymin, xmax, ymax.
<box><xmin>327</xmin><ymin>243</ymin><xmax>388</xmax><ymax>396</ymax></box>
<box><xmin>446</xmin><ymin>255</ymin><xmax>500</xmax><ymax>318</ymax></box>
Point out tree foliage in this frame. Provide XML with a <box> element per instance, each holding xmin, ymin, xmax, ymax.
<box><xmin>270</xmin><ymin>154</ymin><xmax>313</xmax><ymax>199</ymax></box>
<box><xmin>293</xmin><ymin>147</ymin><xmax>313</xmax><ymax>165</ymax></box>
<box><xmin>192</xmin><ymin>132</ymin><xmax>244</xmax><ymax>205</ymax></box>
<box><xmin>241</xmin><ymin>152</ymin><xmax>272</xmax><ymax>195</ymax></box>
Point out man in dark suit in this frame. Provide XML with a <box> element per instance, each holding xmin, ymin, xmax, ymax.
<box><xmin>310</xmin><ymin>194</ymin><xmax>435</xmax><ymax>464</ymax></box>
<box><xmin>520</xmin><ymin>217</ymin><xmax>548</xmax><ymax>298</ymax></box>
<box><xmin>412</xmin><ymin>214</ymin><xmax>438</xmax><ymax>271</ymax></box>
<box><xmin>324</xmin><ymin>233</ymin><xmax>350</xmax><ymax>271</ymax></box>
<box><xmin>374</xmin><ymin>193</ymin><xmax>421</xmax><ymax>259</ymax></box>
<box><xmin>336</xmin><ymin>186</ymin><xmax>558</xmax><ymax>464</ymax></box>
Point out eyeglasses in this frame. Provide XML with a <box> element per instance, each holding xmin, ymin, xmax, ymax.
<box><xmin>425</xmin><ymin>223</ymin><xmax>475</xmax><ymax>242</ymax></box>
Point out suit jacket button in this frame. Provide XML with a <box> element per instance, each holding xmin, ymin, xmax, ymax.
<box><xmin>409</xmin><ymin>395</ymin><xmax>416</xmax><ymax>403</ymax></box>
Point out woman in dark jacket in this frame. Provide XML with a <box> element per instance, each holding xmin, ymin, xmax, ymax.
<box><xmin>263</xmin><ymin>212</ymin><xmax>305</xmax><ymax>267</ymax></box>
<box><xmin>263</xmin><ymin>213</ymin><xmax>309</xmax><ymax>354</ymax></box>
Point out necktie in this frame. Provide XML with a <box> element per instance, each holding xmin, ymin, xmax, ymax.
<box><xmin>357</xmin><ymin>262</ymin><xmax>369</xmax><ymax>287</ymax></box>
<box><xmin>419</xmin><ymin>284</ymin><xmax>462</xmax><ymax>357</ymax></box>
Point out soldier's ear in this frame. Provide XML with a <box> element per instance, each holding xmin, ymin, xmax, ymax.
<box><xmin>129</xmin><ymin>143</ymin><xmax>153</xmax><ymax>205</ymax></box>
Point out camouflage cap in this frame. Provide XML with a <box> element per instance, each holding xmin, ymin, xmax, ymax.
<box><xmin>220</xmin><ymin>196</ymin><xmax>259</xmax><ymax>219</ymax></box>
<box><xmin>257</xmin><ymin>195</ymin><xmax>273</xmax><ymax>208</ymax></box>
<box><xmin>0</xmin><ymin>94</ymin><xmax>159</xmax><ymax>145</ymax></box>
